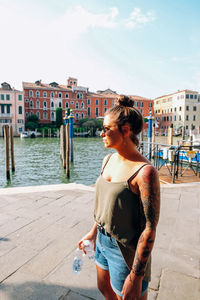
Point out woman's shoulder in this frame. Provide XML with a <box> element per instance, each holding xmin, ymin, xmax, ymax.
<box><xmin>137</xmin><ymin>164</ymin><xmax>159</xmax><ymax>184</ymax></box>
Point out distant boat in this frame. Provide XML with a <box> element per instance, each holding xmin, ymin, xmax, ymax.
<box><xmin>20</xmin><ymin>131</ymin><xmax>42</xmax><ymax>138</ymax></box>
<box><xmin>74</xmin><ymin>130</ymin><xmax>90</xmax><ymax>137</ymax></box>
<box><xmin>20</xmin><ymin>131</ymin><xmax>29</xmax><ymax>138</ymax></box>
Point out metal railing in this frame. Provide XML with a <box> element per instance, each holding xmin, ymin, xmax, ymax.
<box><xmin>138</xmin><ymin>141</ymin><xmax>200</xmax><ymax>183</ymax></box>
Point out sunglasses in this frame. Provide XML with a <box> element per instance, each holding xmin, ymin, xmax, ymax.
<box><xmin>102</xmin><ymin>126</ymin><xmax>111</xmax><ymax>134</ymax></box>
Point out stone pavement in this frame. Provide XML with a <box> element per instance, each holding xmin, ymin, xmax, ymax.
<box><xmin>0</xmin><ymin>182</ymin><xmax>199</xmax><ymax>300</ymax></box>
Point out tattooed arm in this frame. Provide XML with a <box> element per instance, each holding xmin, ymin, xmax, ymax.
<box><xmin>122</xmin><ymin>165</ymin><xmax>160</xmax><ymax>299</ymax></box>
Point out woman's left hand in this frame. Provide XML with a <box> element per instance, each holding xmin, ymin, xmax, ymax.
<box><xmin>121</xmin><ymin>273</ymin><xmax>143</xmax><ymax>300</ymax></box>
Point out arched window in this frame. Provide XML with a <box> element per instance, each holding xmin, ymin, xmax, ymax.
<box><xmin>36</xmin><ymin>91</ymin><xmax>40</xmax><ymax>97</ymax></box>
<box><xmin>51</xmin><ymin>112</ymin><xmax>55</xmax><ymax>121</ymax></box>
<box><xmin>43</xmin><ymin>101</ymin><xmax>47</xmax><ymax>108</ymax></box>
<box><xmin>29</xmin><ymin>90</ymin><xmax>33</xmax><ymax>97</ymax></box>
<box><xmin>36</xmin><ymin>111</ymin><xmax>40</xmax><ymax>119</ymax></box>
<box><xmin>65</xmin><ymin>102</ymin><xmax>69</xmax><ymax>108</ymax></box>
<box><xmin>51</xmin><ymin>102</ymin><xmax>54</xmax><ymax>108</ymax></box>
<box><xmin>76</xmin><ymin>102</ymin><xmax>79</xmax><ymax>109</ymax></box>
<box><xmin>51</xmin><ymin>92</ymin><xmax>54</xmax><ymax>98</ymax></box>
<box><xmin>58</xmin><ymin>92</ymin><xmax>62</xmax><ymax>98</ymax></box>
<box><xmin>65</xmin><ymin>93</ymin><xmax>69</xmax><ymax>98</ymax></box>
<box><xmin>59</xmin><ymin>102</ymin><xmax>62</xmax><ymax>108</ymax></box>
<box><xmin>75</xmin><ymin>113</ymin><xmax>79</xmax><ymax>119</ymax></box>
<box><xmin>36</xmin><ymin>100</ymin><xmax>40</xmax><ymax>108</ymax></box>
<box><xmin>81</xmin><ymin>102</ymin><xmax>84</xmax><ymax>109</ymax></box>
<box><xmin>81</xmin><ymin>113</ymin><xmax>84</xmax><ymax>119</ymax></box>
<box><xmin>43</xmin><ymin>112</ymin><xmax>47</xmax><ymax>119</ymax></box>
<box><xmin>43</xmin><ymin>92</ymin><xmax>47</xmax><ymax>97</ymax></box>
<box><xmin>30</xmin><ymin>100</ymin><xmax>33</xmax><ymax>108</ymax></box>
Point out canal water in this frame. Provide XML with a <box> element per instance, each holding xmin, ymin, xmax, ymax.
<box><xmin>0</xmin><ymin>135</ymin><xmax>175</xmax><ymax>188</ymax></box>
<box><xmin>0</xmin><ymin>137</ymin><xmax>113</xmax><ymax>188</ymax></box>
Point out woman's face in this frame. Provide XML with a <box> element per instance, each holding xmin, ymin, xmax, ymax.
<box><xmin>100</xmin><ymin>114</ymin><xmax>123</xmax><ymax>149</ymax></box>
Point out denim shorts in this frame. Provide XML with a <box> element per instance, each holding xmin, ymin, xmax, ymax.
<box><xmin>95</xmin><ymin>230</ymin><xmax>148</xmax><ymax>297</ymax></box>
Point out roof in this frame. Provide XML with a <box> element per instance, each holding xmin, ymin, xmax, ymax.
<box><xmin>23</xmin><ymin>81</ymin><xmax>72</xmax><ymax>91</ymax></box>
<box><xmin>129</xmin><ymin>95</ymin><xmax>152</xmax><ymax>101</ymax></box>
<box><xmin>155</xmin><ymin>89</ymin><xmax>199</xmax><ymax>100</ymax></box>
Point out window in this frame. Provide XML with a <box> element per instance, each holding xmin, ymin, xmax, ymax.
<box><xmin>30</xmin><ymin>111</ymin><xmax>33</xmax><ymax>116</ymax></box>
<box><xmin>167</xmin><ymin>116</ymin><xmax>169</xmax><ymax>121</ymax></box>
<box><xmin>17</xmin><ymin>119</ymin><xmax>23</xmax><ymax>123</ymax></box>
<box><xmin>59</xmin><ymin>102</ymin><xmax>62</xmax><ymax>108</ymax></box>
<box><xmin>51</xmin><ymin>102</ymin><xmax>54</xmax><ymax>108</ymax></box>
<box><xmin>193</xmin><ymin>115</ymin><xmax>196</xmax><ymax>121</ymax></box>
<box><xmin>171</xmin><ymin>108</ymin><xmax>172</xmax><ymax>112</ymax></box>
<box><xmin>77</xmin><ymin>93</ymin><xmax>83</xmax><ymax>99</ymax></box>
<box><xmin>170</xmin><ymin>116</ymin><xmax>172</xmax><ymax>121</ymax></box>
<box><xmin>58</xmin><ymin>92</ymin><xmax>62</xmax><ymax>98</ymax></box>
<box><xmin>88</xmin><ymin>107</ymin><xmax>90</xmax><ymax>116</ymax></box>
<box><xmin>179</xmin><ymin>106</ymin><xmax>182</xmax><ymax>111</ymax></box>
<box><xmin>140</xmin><ymin>102</ymin><xmax>143</xmax><ymax>107</ymax></box>
<box><xmin>186</xmin><ymin>125</ymin><xmax>188</xmax><ymax>130</ymax></box>
<box><xmin>65</xmin><ymin>93</ymin><xmax>69</xmax><ymax>98</ymax></box>
<box><xmin>36</xmin><ymin>91</ymin><xmax>40</xmax><ymax>97</ymax></box>
<box><xmin>174</xmin><ymin>115</ymin><xmax>176</xmax><ymax>121</ymax></box>
<box><xmin>149</xmin><ymin>102</ymin><xmax>152</xmax><ymax>108</ymax></box>
<box><xmin>186</xmin><ymin>94</ymin><xmax>189</xmax><ymax>99</ymax></box>
<box><xmin>135</xmin><ymin>102</ymin><xmax>138</xmax><ymax>107</ymax></box>
<box><xmin>30</xmin><ymin>100</ymin><xmax>33</xmax><ymax>108</ymax></box>
<box><xmin>6</xmin><ymin>94</ymin><xmax>10</xmax><ymax>100</ymax></box>
<box><xmin>190</xmin><ymin>94</ymin><xmax>194</xmax><ymax>99</ymax></box>
<box><xmin>43</xmin><ymin>92</ymin><xmax>47</xmax><ymax>97</ymax></box>
<box><xmin>186</xmin><ymin>106</ymin><xmax>189</xmax><ymax>111</ymax></box>
<box><xmin>51</xmin><ymin>92</ymin><xmax>54</xmax><ymax>98</ymax></box>
<box><xmin>51</xmin><ymin>112</ymin><xmax>55</xmax><ymax>121</ymax></box>
<box><xmin>36</xmin><ymin>111</ymin><xmax>40</xmax><ymax>119</ymax></box>
<box><xmin>43</xmin><ymin>101</ymin><xmax>47</xmax><ymax>108</ymax></box>
<box><xmin>76</xmin><ymin>102</ymin><xmax>79</xmax><ymax>109</ymax></box>
<box><xmin>7</xmin><ymin>105</ymin><xmax>10</xmax><ymax>114</ymax></box>
<box><xmin>186</xmin><ymin>115</ymin><xmax>189</xmax><ymax>121</ymax></box>
<box><xmin>194</xmin><ymin>95</ymin><xmax>197</xmax><ymax>99</ymax></box>
<box><xmin>18</xmin><ymin>106</ymin><xmax>22</xmax><ymax>115</ymax></box>
<box><xmin>179</xmin><ymin>115</ymin><xmax>181</xmax><ymax>121</ymax></box>
<box><xmin>75</xmin><ymin>113</ymin><xmax>79</xmax><ymax>119</ymax></box>
<box><xmin>193</xmin><ymin>106</ymin><xmax>197</xmax><ymax>111</ymax></box>
<box><xmin>104</xmin><ymin>99</ymin><xmax>107</xmax><ymax>106</ymax></box>
<box><xmin>18</xmin><ymin>95</ymin><xmax>22</xmax><ymax>101</ymax></box>
<box><xmin>104</xmin><ymin>108</ymin><xmax>107</xmax><ymax>113</ymax></box>
<box><xmin>95</xmin><ymin>107</ymin><xmax>99</xmax><ymax>116</ymax></box>
<box><xmin>140</xmin><ymin>109</ymin><xmax>143</xmax><ymax>114</ymax></box>
<box><xmin>25</xmin><ymin>112</ymin><xmax>29</xmax><ymax>118</ymax></box>
<box><xmin>81</xmin><ymin>102</ymin><xmax>84</xmax><ymax>109</ymax></box>
<box><xmin>174</xmin><ymin>107</ymin><xmax>176</xmax><ymax>112</ymax></box>
<box><xmin>87</xmin><ymin>99</ymin><xmax>91</xmax><ymax>105</ymax></box>
<box><xmin>36</xmin><ymin>100</ymin><xmax>40</xmax><ymax>108</ymax></box>
<box><xmin>65</xmin><ymin>102</ymin><xmax>69</xmax><ymax>108</ymax></box>
<box><xmin>81</xmin><ymin>113</ymin><xmax>84</xmax><ymax>119</ymax></box>
<box><xmin>96</xmin><ymin>99</ymin><xmax>99</xmax><ymax>105</ymax></box>
<box><xmin>43</xmin><ymin>112</ymin><xmax>47</xmax><ymax>119</ymax></box>
<box><xmin>25</xmin><ymin>99</ymin><xmax>29</xmax><ymax>103</ymax></box>
<box><xmin>29</xmin><ymin>90</ymin><xmax>33</xmax><ymax>97</ymax></box>
<box><xmin>71</xmin><ymin>101</ymin><xmax>74</xmax><ymax>104</ymax></box>
<box><xmin>1</xmin><ymin>105</ymin><xmax>4</xmax><ymax>113</ymax></box>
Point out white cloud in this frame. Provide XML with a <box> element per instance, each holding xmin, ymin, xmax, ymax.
<box><xmin>125</xmin><ymin>8</ymin><xmax>155</xmax><ymax>29</ymax></box>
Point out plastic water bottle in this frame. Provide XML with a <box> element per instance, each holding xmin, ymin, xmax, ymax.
<box><xmin>83</xmin><ymin>240</ymin><xmax>95</xmax><ymax>261</ymax></box>
<box><xmin>72</xmin><ymin>248</ymin><xmax>83</xmax><ymax>275</ymax></box>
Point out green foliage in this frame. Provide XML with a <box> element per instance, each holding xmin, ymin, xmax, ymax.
<box><xmin>25</xmin><ymin>121</ymin><xmax>38</xmax><ymax>130</ymax></box>
<box><xmin>78</xmin><ymin>118</ymin><xmax>103</xmax><ymax>129</ymax></box>
<box><xmin>27</xmin><ymin>114</ymin><xmax>39</xmax><ymax>124</ymax></box>
<box><xmin>56</xmin><ymin>108</ymin><xmax>63</xmax><ymax>128</ymax></box>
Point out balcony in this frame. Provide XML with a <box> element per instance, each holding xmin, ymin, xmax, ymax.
<box><xmin>0</xmin><ymin>113</ymin><xmax>12</xmax><ymax>118</ymax></box>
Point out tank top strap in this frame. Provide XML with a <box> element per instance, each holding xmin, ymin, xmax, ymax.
<box><xmin>127</xmin><ymin>163</ymin><xmax>149</xmax><ymax>183</ymax></box>
<box><xmin>101</xmin><ymin>153</ymin><xmax>113</xmax><ymax>175</ymax></box>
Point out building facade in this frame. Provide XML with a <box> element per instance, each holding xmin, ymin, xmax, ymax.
<box><xmin>154</xmin><ymin>90</ymin><xmax>200</xmax><ymax>134</ymax></box>
<box><xmin>0</xmin><ymin>82</ymin><xmax>25</xmax><ymax>136</ymax></box>
<box><xmin>23</xmin><ymin>79</ymin><xmax>118</xmax><ymax>124</ymax></box>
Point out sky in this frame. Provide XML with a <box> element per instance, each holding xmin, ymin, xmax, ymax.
<box><xmin>0</xmin><ymin>0</ymin><xmax>200</xmax><ymax>98</ymax></box>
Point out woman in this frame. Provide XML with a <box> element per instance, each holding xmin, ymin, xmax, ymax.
<box><xmin>79</xmin><ymin>95</ymin><xmax>160</xmax><ymax>300</ymax></box>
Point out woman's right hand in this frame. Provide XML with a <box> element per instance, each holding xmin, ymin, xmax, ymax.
<box><xmin>78</xmin><ymin>225</ymin><xmax>97</xmax><ymax>253</ymax></box>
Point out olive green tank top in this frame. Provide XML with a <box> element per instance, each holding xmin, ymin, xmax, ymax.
<box><xmin>94</xmin><ymin>154</ymin><xmax>151</xmax><ymax>282</ymax></box>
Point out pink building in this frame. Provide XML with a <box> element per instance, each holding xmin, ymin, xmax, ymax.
<box><xmin>0</xmin><ymin>82</ymin><xmax>25</xmax><ymax>136</ymax></box>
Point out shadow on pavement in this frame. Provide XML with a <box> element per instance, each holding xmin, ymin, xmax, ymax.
<box><xmin>0</xmin><ymin>281</ymin><xmax>101</xmax><ymax>300</ymax></box>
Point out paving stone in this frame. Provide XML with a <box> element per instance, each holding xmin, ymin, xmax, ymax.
<box><xmin>157</xmin><ymin>269</ymin><xmax>200</xmax><ymax>300</ymax></box>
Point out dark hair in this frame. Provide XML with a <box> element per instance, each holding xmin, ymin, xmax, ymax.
<box><xmin>105</xmin><ymin>95</ymin><xmax>143</xmax><ymax>146</ymax></box>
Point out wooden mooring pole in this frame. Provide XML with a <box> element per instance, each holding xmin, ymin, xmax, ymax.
<box><xmin>4</xmin><ymin>125</ymin><xmax>10</xmax><ymax>180</ymax></box>
<box><xmin>9</xmin><ymin>125</ymin><xmax>15</xmax><ymax>172</ymax></box>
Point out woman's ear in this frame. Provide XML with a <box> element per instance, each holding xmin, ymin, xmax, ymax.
<box><xmin>121</xmin><ymin>124</ymin><xmax>131</xmax><ymax>137</ymax></box>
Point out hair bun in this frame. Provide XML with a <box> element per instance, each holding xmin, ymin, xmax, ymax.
<box><xmin>116</xmin><ymin>95</ymin><xmax>134</xmax><ymax>108</ymax></box>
